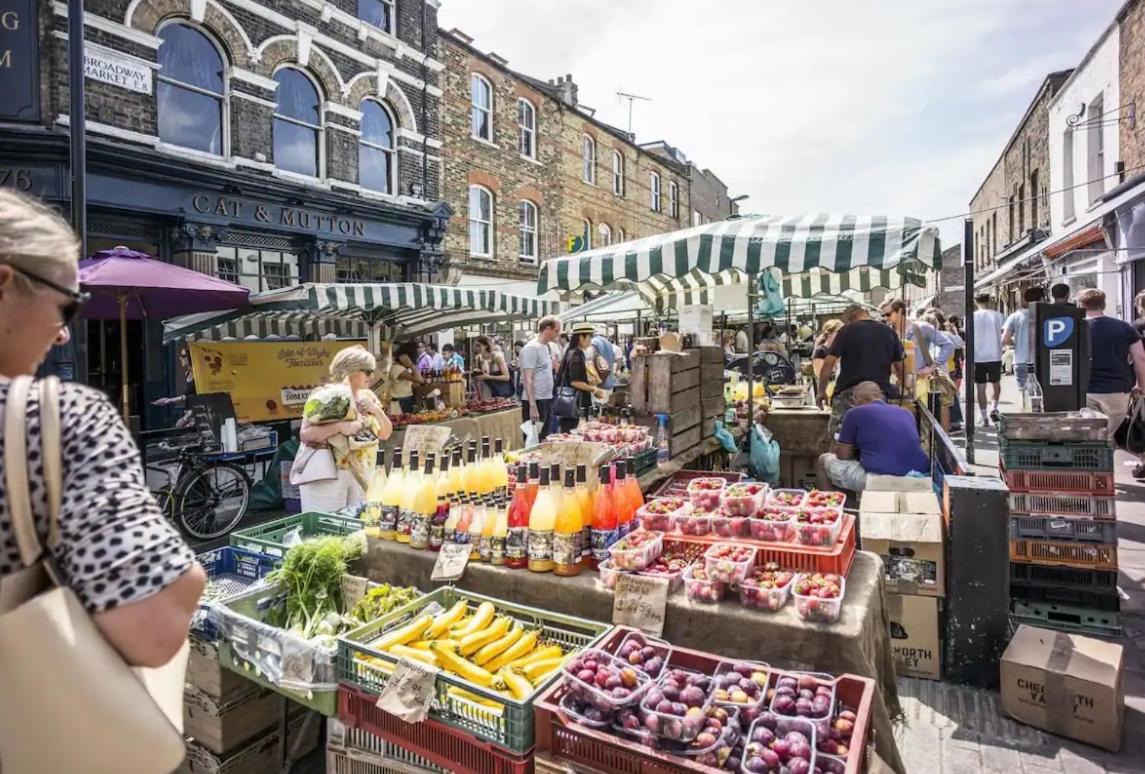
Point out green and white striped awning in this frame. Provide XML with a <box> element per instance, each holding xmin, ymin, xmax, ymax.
<box><xmin>163</xmin><ymin>283</ymin><xmax>558</xmax><ymax>343</ymax></box>
<box><xmin>537</xmin><ymin>214</ymin><xmax>940</xmax><ymax>302</ymax></box>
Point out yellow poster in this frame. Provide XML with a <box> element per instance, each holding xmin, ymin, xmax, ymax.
<box><xmin>190</xmin><ymin>340</ymin><xmax>367</xmax><ymax>422</ymax></box>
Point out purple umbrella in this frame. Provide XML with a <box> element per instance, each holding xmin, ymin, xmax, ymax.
<box><xmin>79</xmin><ymin>246</ymin><xmax>249</xmax><ymax>418</ymax></box>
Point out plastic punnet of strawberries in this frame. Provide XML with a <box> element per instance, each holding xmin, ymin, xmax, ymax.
<box><xmin>792</xmin><ymin>573</ymin><xmax>845</xmax><ymax>623</ymax></box>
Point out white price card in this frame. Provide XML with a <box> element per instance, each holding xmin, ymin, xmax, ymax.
<box><xmin>341</xmin><ymin>575</ymin><xmax>369</xmax><ymax>608</ymax></box>
<box><xmin>375</xmin><ymin>657</ymin><xmax>439</xmax><ymax>723</ymax></box>
<box><xmin>401</xmin><ymin>425</ymin><xmax>452</xmax><ymax>459</ymax></box>
<box><xmin>431</xmin><ymin>543</ymin><xmax>471</xmax><ymax>582</ymax></box>
<box><xmin>612</xmin><ymin>573</ymin><xmax>669</xmax><ymax>637</ymax></box>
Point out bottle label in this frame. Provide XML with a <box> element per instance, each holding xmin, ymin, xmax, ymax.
<box><xmin>552</xmin><ymin>532</ymin><xmax>579</xmax><ymax>566</ymax></box>
<box><xmin>490</xmin><ymin>535</ymin><xmax>506</xmax><ymax>563</ymax></box>
<box><xmin>527</xmin><ymin>529</ymin><xmax>553</xmax><ymax>562</ymax></box>
<box><xmin>454</xmin><ymin>529</ymin><xmax>471</xmax><ymax>546</ymax></box>
<box><xmin>617</xmin><ymin>520</ymin><xmax>630</xmax><ymax>539</ymax></box>
<box><xmin>581</xmin><ymin>526</ymin><xmax>592</xmax><ymax>556</ymax></box>
<box><xmin>397</xmin><ymin>508</ymin><xmax>415</xmax><ymax>538</ymax></box>
<box><xmin>410</xmin><ymin>515</ymin><xmax>431</xmax><ymax>548</ymax></box>
<box><xmin>360</xmin><ymin>503</ymin><xmax>381</xmax><ymax>527</ymax></box>
<box><xmin>506</xmin><ymin>527</ymin><xmax>528</xmax><ymax>560</ymax></box>
<box><xmin>479</xmin><ymin>535</ymin><xmax>492</xmax><ymax>562</ymax></box>
<box><xmin>379</xmin><ymin>504</ymin><xmax>399</xmax><ymax>536</ymax></box>
<box><xmin>591</xmin><ymin>527</ymin><xmax>619</xmax><ymax>562</ymax></box>
<box><xmin>429</xmin><ymin>523</ymin><xmax>444</xmax><ymax>550</ymax></box>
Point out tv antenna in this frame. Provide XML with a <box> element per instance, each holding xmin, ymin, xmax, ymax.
<box><xmin>616</xmin><ymin>90</ymin><xmax>651</xmax><ymax>136</ymax></box>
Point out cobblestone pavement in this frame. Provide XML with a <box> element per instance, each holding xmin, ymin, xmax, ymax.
<box><xmin>894</xmin><ymin>377</ymin><xmax>1145</xmax><ymax>773</ymax></box>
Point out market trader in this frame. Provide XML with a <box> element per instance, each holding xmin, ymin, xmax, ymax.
<box><xmin>816</xmin><ymin>381</ymin><xmax>930</xmax><ymax>494</ymax></box>
<box><xmin>817</xmin><ymin>304</ymin><xmax>906</xmax><ymax>437</ymax></box>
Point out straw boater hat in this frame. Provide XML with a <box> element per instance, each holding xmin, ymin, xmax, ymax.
<box><xmin>571</xmin><ymin>322</ymin><xmax>596</xmax><ymax>336</ymax></box>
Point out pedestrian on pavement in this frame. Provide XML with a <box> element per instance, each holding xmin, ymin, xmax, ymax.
<box><xmin>415</xmin><ymin>341</ymin><xmax>433</xmax><ymax>372</ymax></box>
<box><xmin>972</xmin><ymin>293</ymin><xmax>1006</xmax><ymax>425</ymax></box>
<box><xmin>881</xmin><ymin>298</ymin><xmax>958</xmax><ymax>430</ymax></box>
<box><xmin>1051</xmin><ymin>283</ymin><xmax>1071</xmax><ymax>305</ymax></box>
<box><xmin>946</xmin><ymin>313</ymin><xmax>966</xmax><ymax>431</ymax></box>
<box><xmin>0</xmin><ymin>188</ymin><xmax>206</xmax><ymax>670</ymax></box>
<box><xmin>520</xmin><ymin>315</ymin><xmax>561</xmax><ymax>441</ymax></box>
<box><xmin>816</xmin><ymin>304</ymin><xmax>906</xmax><ymax>439</ymax></box>
<box><xmin>555</xmin><ymin>323</ymin><xmax>608</xmax><ymax>433</ymax></box>
<box><xmin>1078</xmin><ymin>288</ymin><xmax>1145</xmax><ymax>442</ymax></box>
<box><xmin>1002</xmin><ymin>286</ymin><xmax>1045</xmax><ymax>390</ymax></box>
<box><xmin>811</xmin><ymin>319</ymin><xmax>844</xmax><ymax>381</ymax></box>
<box><xmin>441</xmin><ymin>343</ymin><xmax>465</xmax><ymax>371</ymax></box>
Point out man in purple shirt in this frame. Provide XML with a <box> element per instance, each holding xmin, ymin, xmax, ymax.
<box><xmin>816</xmin><ymin>381</ymin><xmax>930</xmax><ymax>493</ymax></box>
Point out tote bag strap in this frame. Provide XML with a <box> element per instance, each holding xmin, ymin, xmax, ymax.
<box><xmin>39</xmin><ymin>377</ymin><xmax>63</xmax><ymax>550</ymax></box>
<box><xmin>4</xmin><ymin>376</ymin><xmax>42</xmax><ymax>569</ymax></box>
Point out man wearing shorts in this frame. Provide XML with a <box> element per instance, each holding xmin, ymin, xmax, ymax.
<box><xmin>972</xmin><ymin>293</ymin><xmax>1005</xmax><ymax>425</ymax></box>
<box><xmin>1003</xmin><ymin>286</ymin><xmax>1045</xmax><ymax>391</ymax></box>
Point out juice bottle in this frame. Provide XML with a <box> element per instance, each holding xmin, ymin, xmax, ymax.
<box><xmin>526</xmin><ymin>462</ymin><xmax>541</xmax><ymax>510</ymax></box>
<box><xmin>454</xmin><ymin>496</ymin><xmax>472</xmax><ymax>547</ymax></box>
<box><xmin>575</xmin><ymin>464</ymin><xmax>593</xmax><ymax>562</ymax></box>
<box><xmin>615</xmin><ymin>459</ymin><xmax>635</xmax><ymax>537</ymax></box>
<box><xmin>624</xmin><ymin>457</ymin><xmax>645</xmax><ymax>514</ymax></box>
<box><xmin>447</xmin><ymin>447</ymin><xmax>464</xmax><ymax>500</ymax></box>
<box><xmin>443</xmin><ymin>493</ymin><xmax>460</xmax><ymax>545</ymax></box>
<box><xmin>410</xmin><ymin>453</ymin><xmax>435</xmax><ymax>549</ymax></box>
<box><xmin>430</xmin><ymin>453</ymin><xmax>451</xmax><ymax>551</ymax></box>
<box><xmin>591</xmin><ymin>464</ymin><xmax>618</xmax><ymax>565</ymax></box>
<box><xmin>505</xmin><ymin>464</ymin><xmax>530</xmax><ymax>569</ymax></box>
<box><xmin>468</xmin><ymin>498</ymin><xmax>485</xmax><ymax>561</ymax></box>
<box><xmin>553</xmin><ymin>469</ymin><xmax>583</xmax><ymax>577</ymax></box>
<box><xmin>528</xmin><ymin>467</ymin><xmax>557</xmax><ymax>572</ymax></box>
<box><xmin>362</xmin><ymin>455</ymin><xmax>387</xmax><ymax>538</ymax></box>
<box><xmin>462</xmin><ymin>441</ymin><xmax>479</xmax><ymax>498</ymax></box>
<box><xmin>491</xmin><ymin>495</ymin><xmax>508</xmax><ymax>565</ymax></box>
<box><xmin>548</xmin><ymin>464</ymin><xmax>563</xmax><ymax>512</ymax></box>
<box><xmin>480</xmin><ymin>496</ymin><xmax>496</xmax><ymax>562</ymax></box>
<box><xmin>492</xmin><ymin>439</ymin><xmax>509</xmax><ymax>493</ymax></box>
<box><xmin>377</xmin><ymin>447</ymin><xmax>403</xmax><ymax>541</ymax></box>
<box><xmin>396</xmin><ymin>450</ymin><xmax>419</xmax><ymax>543</ymax></box>
<box><xmin>477</xmin><ymin>437</ymin><xmax>495</xmax><ymax>496</ymax></box>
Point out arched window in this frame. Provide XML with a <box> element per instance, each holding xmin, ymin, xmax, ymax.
<box><xmin>581</xmin><ymin>135</ymin><xmax>596</xmax><ymax>184</ymax></box>
<box><xmin>469</xmin><ymin>185</ymin><xmax>494</xmax><ymax>258</ymax></box>
<box><xmin>471</xmin><ymin>74</ymin><xmax>493</xmax><ymax>141</ymax></box>
<box><xmin>274</xmin><ymin>68</ymin><xmax>322</xmax><ymax>178</ymax></box>
<box><xmin>519</xmin><ymin>200</ymin><xmax>538</xmax><ymax>263</ymax></box>
<box><xmin>582</xmin><ymin>218</ymin><xmax>592</xmax><ymax>251</ymax></box>
<box><xmin>599</xmin><ymin>223</ymin><xmax>612</xmax><ymax>246</ymax></box>
<box><xmin>358</xmin><ymin>0</ymin><xmax>394</xmax><ymax>33</ymax></box>
<box><xmin>612</xmin><ymin>150</ymin><xmax>624</xmax><ymax>196</ymax></box>
<box><xmin>518</xmin><ymin>98</ymin><xmax>536</xmax><ymax>159</ymax></box>
<box><xmin>617</xmin><ymin>227</ymin><xmax>626</xmax><ymax>243</ymax></box>
<box><xmin>669</xmin><ymin>181</ymin><xmax>679</xmax><ymax>218</ymax></box>
<box><xmin>359</xmin><ymin>99</ymin><xmax>396</xmax><ymax>194</ymax></box>
<box><xmin>157</xmin><ymin>23</ymin><xmax>226</xmax><ymax>155</ymax></box>
<box><xmin>650</xmin><ymin>172</ymin><xmax>662</xmax><ymax>212</ymax></box>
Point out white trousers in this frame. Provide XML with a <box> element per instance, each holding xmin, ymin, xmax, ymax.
<box><xmin>299</xmin><ymin>469</ymin><xmax>365</xmax><ymax>513</ymax></box>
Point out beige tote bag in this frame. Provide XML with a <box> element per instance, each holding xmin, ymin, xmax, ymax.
<box><xmin>0</xmin><ymin>376</ymin><xmax>189</xmax><ymax>773</ymax></box>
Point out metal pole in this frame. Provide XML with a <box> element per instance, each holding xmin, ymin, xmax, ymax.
<box><xmin>746</xmin><ymin>275</ymin><xmax>755</xmax><ymax>457</ymax></box>
<box><xmin>68</xmin><ymin>0</ymin><xmax>87</xmax><ymax>257</ymax></box>
<box><xmin>963</xmin><ymin>219</ymin><xmax>975</xmax><ymax>465</ymax></box>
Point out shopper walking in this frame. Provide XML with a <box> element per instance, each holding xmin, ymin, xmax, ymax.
<box><xmin>811</xmin><ymin>319</ymin><xmax>844</xmax><ymax>381</ymax></box>
<box><xmin>0</xmin><ymin>189</ymin><xmax>206</xmax><ymax>669</ymax></box>
<box><xmin>521</xmin><ymin>315</ymin><xmax>561</xmax><ymax>441</ymax></box>
<box><xmin>816</xmin><ymin>304</ymin><xmax>906</xmax><ymax>438</ymax></box>
<box><xmin>1003</xmin><ymin>286</ymin><xmax>1045</xmax><ymax>390</ymax></box>
<box><xmin>972</xmin><ymin>293</ymin><xmax>1006</xmax><ymax>425</ymax></box>
<box><xmin>555</xmin><ymin>323</ymin><xmax>607</xmax><ymax>433</ymax></box>
<box><xmin>881</xmin><ymin>298</ymin><xmax>957</xmax><ymax>430</ymax></box>
<box><xmin>1078</xmin><ymin>289</ymin><xmax>1145</xmax><ymax>442</ymax></box>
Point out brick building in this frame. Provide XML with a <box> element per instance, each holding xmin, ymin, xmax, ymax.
<box><xmin>968</xmin><ymin>70</ymin><xmax>1071</xmax><ymax>310</ymax></box>
<box><xmin>641</xmin><ymin>140</ymin><xmax>740</xmax><ymax>225</ymax></box>
<box><xmin>1</xmin><ymin>0</ymin><xmax>448</xmax><ymax>417</ymax></box>
<box><xmin>438</xmin><ymin>29</ymin><xmax>691</xmax><ymax>288</ymax></box>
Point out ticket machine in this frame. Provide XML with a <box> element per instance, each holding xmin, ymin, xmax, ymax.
<box><xmin>1032</xmin><ymin>302</ymin><xmax>1090</xmax><ymax>412</ymax></box>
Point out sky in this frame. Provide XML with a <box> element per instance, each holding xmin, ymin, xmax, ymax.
<box><xmin>439</xmin><ymin>0</ymin><xmax>1124</xmax><ymax>249</ymax></box>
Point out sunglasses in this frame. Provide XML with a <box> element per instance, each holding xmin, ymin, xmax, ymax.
<box><xmin>9</xmin><ymin>264</ymin><xmax>89</xmax><ymax>325</ymax></box>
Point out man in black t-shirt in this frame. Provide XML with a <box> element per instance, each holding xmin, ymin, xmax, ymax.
<box><xmin>816</xmin><ymin>305</ymin><xmax>906</xmax><ymax>437</ymax></box>
<box><xmin>1078</xmin><ymin>288</ymin><xmax>1145</xmax><ymax>442</ymax></box>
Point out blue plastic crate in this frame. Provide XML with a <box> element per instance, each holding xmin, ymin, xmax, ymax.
<box><xmin>193</xmin><ymin>546</ymin><xmax>280</xmax><ymax>640</ymax></box>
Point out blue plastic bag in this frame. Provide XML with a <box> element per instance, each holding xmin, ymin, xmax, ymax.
<box><xmin>755</xmin><ymin>270</ymin><xmax>785</xmax><ymax>319</ymax></box>
<box><xmin>749</xmin><ymin>423</ymin><xmax>781</xmax><ymax>484</ymax></box>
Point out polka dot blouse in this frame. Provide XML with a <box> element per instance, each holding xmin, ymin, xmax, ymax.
<box><xmin>0</xmin><ymin>380</ymin><xmax>196</xmax><ymax>612</ymax></box>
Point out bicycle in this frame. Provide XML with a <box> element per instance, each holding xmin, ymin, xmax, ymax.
<box><xmin>143</xmin><ymin>430</ymin><xmax>252</xmax><ymax>541</ymax></box>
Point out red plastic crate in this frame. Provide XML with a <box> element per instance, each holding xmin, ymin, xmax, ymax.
<box><xmin>338</xmin><ymin>685</ymin><xmax>533</xmax><ymax>774</ymax></box>
<box><xmin>535</xmin><ymin>627</ymin><xmax>874</xmax><ymax>774</ymax></box>
<box><xmin>652</xmin><ymin>470</ymin><xmax>743</xmax><ymax>498</ymax></box>
<box><xmin>1001</xmin><ymin>467</ymin><xmax>1115</xmax><ymax>496</ymax></box>
<box><xmin>662</xmin><ymin>513</ymin><xmax>857</xmax><ymax>576</ymax></box>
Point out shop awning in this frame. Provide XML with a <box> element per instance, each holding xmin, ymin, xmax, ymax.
<box><xmin>163</xmin><ymin>282</ymin><xmax>559</xmax><ymax>343</ymax></box>
<box><xmin>537</xmin><ymin>214</ymin><xmax>941</xmax><ymax>302</ymax></box>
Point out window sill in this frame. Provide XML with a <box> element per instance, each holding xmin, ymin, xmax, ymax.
<box><xmin>520</xmin><ymin>154</ymin><xmax>543</xmax><ymax>166</ymax></box>
<box><xmin>272</xmin><ymin>168</ymin><xmax>331</xmax><ymax>188</ymax></box>
<box><xmin>1061</xmin><ymin>215</ymin><xmax>1077</xmax><ymax>228</ymax></box>
<box><xmin>471</xmin><ymin>135</ymin><xmax>499</xmax><ymax>149</ymax></box>
<box><xmin>518</xmin><ymin>256</ymin><xmax>538</xmax><ymax>265</ymax></box>
<box><xmin>469</xmin><ymin>254</ymin><xmax>495</xmax><ymax>262</ymax></box>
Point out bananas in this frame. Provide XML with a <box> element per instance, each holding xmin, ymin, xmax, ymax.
<box><xmin>506</xmin><ymin>644</ymin><xmax>563</xmax><ymax>671</ymax></box>
<box><xmin>390</xmin><ymin>644</ymin><xmax>437</xmax><ymax>666</ymax></box>
<box><xmin>522</xmin><ymin>656</ymin><xmax>566</xmax><ymax>682</ymax></box>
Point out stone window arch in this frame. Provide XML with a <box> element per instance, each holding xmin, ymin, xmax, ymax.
<box><xmin>360</xmin><ymin>98</ymin><xmax>397</xmax><ymax>194</ymax></box>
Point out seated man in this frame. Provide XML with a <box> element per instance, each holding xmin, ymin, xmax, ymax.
<box><xmin>816</xmin><ymin>381</ymin><xmax>929</xmax><ymax>493</ymax></box>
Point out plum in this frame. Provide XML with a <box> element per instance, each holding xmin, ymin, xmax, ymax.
<box><xmin>752</xmin><ymin>726</ymin><xmax>776</xmax><ymax>746</ymax></box>
<box><xmin>644</xmin><ymin>713</ymin><xmax>660</xmax><ymax>733</ymax></box>
<box><xmin>576</xmin><ymin>669</ymin><xmax>594</xmax><ymax>683</ymax></box>
<box><xmin>788</xmin><ymin>759</ymin><xmax>811</xmax><ymax>774</ymax></box>
<box><xmin>643</xmin><ymin>656</ymin><xmax>664</xmax><ymax>676</ymax></box>
<box><xmin>743</xmin><ymin>757</ymin><xmax>767</xmax><ymax>773</ymax></box>
<box><xmin>656</xmin><ymin>699</ymin><xmax>673</xmax><ymax>714</ymax></box>
<box><xmin>773</xmin><ymin>694</ymin><xmax>796</xmax><ymax>714</ymax></box>
<box><xmin>681</xmin><ymin>685</ymin><xmax>706</xmax><ymax>707</ymax></box>
<box><xmin>621</xmin><ymin>711</ymin><xmax>642</xmax><ymax>731</ymax></box>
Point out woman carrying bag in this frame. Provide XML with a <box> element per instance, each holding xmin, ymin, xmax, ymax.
<box><xmin>0</xmin><ymin>190</ymin><xmax>207</xmax><ymax>773</ymax></box>
<box><xmin>472</xmin><ymin>335</ymin><xmax>515</xmax><ymax>399</ymax></box>
<box><xmin>552</xmin><ymin>323</ymin><xmax>606</xmax><ymax>433</ymax></box>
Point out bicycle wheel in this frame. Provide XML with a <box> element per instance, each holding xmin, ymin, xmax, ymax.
<box><xmin>174</xmin><ymin>462</ymin><xmax>251</xmax><ymax>540</ymax></box>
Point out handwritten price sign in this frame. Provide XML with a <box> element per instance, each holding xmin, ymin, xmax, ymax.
<box><xmin>431</xmin><ymin>543</ymin><xmax>471</xmax><ymax>582</ymax></box>
<box><xmin>375</xmin><ymin>657</ymin><xmax>439</xmax><ymax>723</ymax></box>
<box><xmin>612</xmin><ymin>573</ymin><xmax>669</xmax><ymax>637</ymax></box>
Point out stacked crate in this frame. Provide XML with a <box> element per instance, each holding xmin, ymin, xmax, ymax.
<box><xmin>1000</xmin><ymin>413</ymin><xmax>1121</xmax><ymax>637</ymax></box>
<box><xmin>630</xmin><ymin>347</ymin><xmax>725</xmax><ymax>456</ymax></box>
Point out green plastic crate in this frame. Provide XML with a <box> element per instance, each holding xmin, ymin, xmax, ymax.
<box><xmin>229</xmin><ymin>512</ymin><xmax>364</xmax><ymax>557</ymax></box>
<box><xmin>337</xmin><ymin>587</ymin><xmax>612</xmax><ymax>754</ymax></box>
<box><xmin>999</xmin><ymin>440</ymin><xmax>1114</xmax><ymax>472</ymax></box>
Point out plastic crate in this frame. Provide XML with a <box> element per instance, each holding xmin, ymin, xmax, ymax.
<box><xmin>1010</xmin><ymin>599</ymin><xmax>1122</xmax><ymax>637</ymax></box>
<box><xmin>1009</xmin><ymin>562</ymin><xmax>1119</xmax><ymax>593</ymax></box>
<box><xmin>326</xmin><ymin>718</ymin><xmax>445</xmax><ymax>774</ymax></box>
<box><xmin>338</xmin><ymin>685</ymin><xmax>533</xmax><ymax>774</ymax></box>
<box><xmin>999</xmin><ymin>440</ymin><xmax>1114</xmax><ymax>471</ymax></box>
<box><xmin>229</xmin><ymin>511</ymin><xmax>364</xmax><ymax>557</ymax></box>
<box><xmin>1009</xmin><ymin>493</ymin><xmax>1116</xmax><ymax>520</ymax></box>
<box><xmin>662</xmin><ymin>513</ymin><xmax>857</xmax><ymax>577</ymax></box>
<box><xmin>1009</xmin><ymin>539</ymin><xmax>1118</xmax><ymax>571</ymax></box>
<box><xmin>1001</xmin><ymin>468</ymin><xmax>1116</xmax><ymax>496</ymax></box>
<box><xmin>1008</xmin><ymin>516</ymin><xmax>1118</xmax><ymax>544</ymax></box>
<box><xmin>651</xmin><ymin>470</ymin><xmax>743</xmax><ymax>499</ymax></box>
<box><xmin>1010</xmin><ymin>581</ymin><xmax>1120</xmax><ymax>611</ymax></box>
<box><xmin>337</xmin><ymin>587</ymin><xmax>612</xmax><ymax>754</ymax></box>
<box><xmin>193</xmin><ymin>547</ymin><xmax>281</xmax><ymax>640</ymax></box>
<box><xmin>997</xmin><ymin>413</ymin><xmax>1108</xmax><ymax>442</ymax></box>
<box><xmin>534</xmin><ymin>627</ymin><xmax>875</xmax><ymax>774</ymax></box>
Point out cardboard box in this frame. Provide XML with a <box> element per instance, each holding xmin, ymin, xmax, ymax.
<box><xmin>859</xmin><ymin>489</ymin><xmax>940</xmax><ymax>515</ymax></box>
<box><xmin>887</xmin><ymin>593</ymin><xmax>942</xmax><ymax>680</ymax></box>
<box><xmin>861</xmin><ymin>511</ymin><xmax>945</xmax><ymax>597</ymax></box>
<box><xmin>1000</xmin><ymin>625</ymin><xmax>1125</xmax><ymax>752</ymax></box>
<box><xmin>866</xmin><ymin>474</ymin><xmax>933</xmax><ymax>493</ymax></box>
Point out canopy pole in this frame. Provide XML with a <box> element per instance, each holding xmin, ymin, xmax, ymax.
<box><xmin>746</xmin><ymin>275</ymin><xmax>755</xmax><ymax>462</ymax></box>
<box><xmin>963</xmin><ymin>219</ymin><xmax>976</xmax><ymax>465</ymax></box>
<box><xmin>119</xmin><ymin>295</ymin><xmax>129</xmax><ymax>421</ymax></box>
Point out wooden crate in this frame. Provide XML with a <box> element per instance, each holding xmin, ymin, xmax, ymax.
<box><xmin>649</xmin><ymin>385</ymin><xmax>700</xmax><ymax>415</ymax></box>
<box><xmin>628</xmin><ymin>356</ymin><xmax>648</xmax><ymax>412</ymax></box>
<box><xmin>670</xmin><ymin>425</ymin><xmax>702</xmax><ymax>457</ymax></box>
<box><xmin>188</xmin><ymin>637</ymin><xmax>253</xmax><ymax>702</ymax></box>
<box><xmin>702</xmin><ymin>396</ymin><xmax>726</xmax><ymax>419</ymax></box>
<box><xmin>636</xmin><ymin>403</ymin><xmax>701</xmax><ymax>434</ymax></box>
<box><xmin>695</xmin><ymin>346</ymin><xmax>725</xmax><ymax>364</ymax></box>
<box><xmin>184</xmin><ymin>685</ymin><xmax>284</xmax><ymax>756</ymax></box>
<box><xmin>699</xmin><ymin>362</ymin><xmax>725</xmax><ymax>399</ymax></box>
<box><xmin>179</xmin><ymin>712</ymin><xmax>320</xmax><ymax>774</ymax></box>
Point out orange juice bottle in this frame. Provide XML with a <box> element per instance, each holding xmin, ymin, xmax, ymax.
<box><xmin>526</xmin><ymin>462</ymin><xmax>541</xmax><ymax>510</ymax></box>
<box><xmin>477</xmin><ymin>437</ymin><xmax>496</xmax><ymax>496</ymax></box>
<box><xmin>409</xmin><ymin>454</ymin><xmax>435</xmax><ymax>549</ymax></box>
<box><xmin>491</xmin><ymin>496</ymin><xmax>509</xmax><ymax>565</ymax></box>
<box><xmin>396</xmin><ymin>450</ymin><xmax>419</xmax><ymax>543</ymax></box>
<box><xmin>553</xmin><ymin>469</ymin><xmax>583</xmax><ymax>576</ymax></box>
<box><xmin>618</xmin><ymin>459</ymin><xmax>643</xmax><ymax>537</ymax></box>
<box><xmin>376</xmin><ymin>447</ymin><xmax>403</xmax><ymax>540</ymax></box>
<box><xmin>590</xmin><ymin>464</ymin><xmax>618</xmax><ymax>567</ymax></box>
<box><xmin>528</xmin><ymin>467</ymin><xmax>557</xmax><ymax>572</ymax></box>
<box><xmin>492</xmin><ymin>439</ymin><xmax>509</xmax><ymax>493</ymax></box>
<box><xmin>462</xmin><ymin>441</ymin><xmax>479</xmax><ymax>498</ymax></box>
<box><xmin>548</xmin><ymin>464</ymin><xmax>563</xmax><ymax>512</ymax></box>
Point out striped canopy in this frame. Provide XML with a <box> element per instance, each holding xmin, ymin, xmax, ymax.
<box><xmin>537</xmin><ymin>214</ymin><xmax>941</xmax><ymax>305</ymax></box>
<box><xmin>163</xmin><ymin>283</ymin><xmax>558</xmax><ymax>343</ymax></box>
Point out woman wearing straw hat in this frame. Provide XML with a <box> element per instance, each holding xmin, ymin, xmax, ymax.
<box><xmin>555</xmin><ymin>322</ymin><xmax>606</xmax><ymax>433</ymax></box>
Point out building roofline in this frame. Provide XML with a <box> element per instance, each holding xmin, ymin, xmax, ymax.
<box><xmin>968</xmin><ymin>69</ymin><xmax>1073</xmax><ymax>207</ymax></box>
<box><xmin>1050</xmin><ymin>14</ymin><xmax>1121</xmax><ymax>110</ymax></box>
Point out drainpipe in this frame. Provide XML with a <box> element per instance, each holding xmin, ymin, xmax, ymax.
<box><xmin>420</xmin><ymin>0</ymin><xmax>431</xmax><ymax>281</ymax></box>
